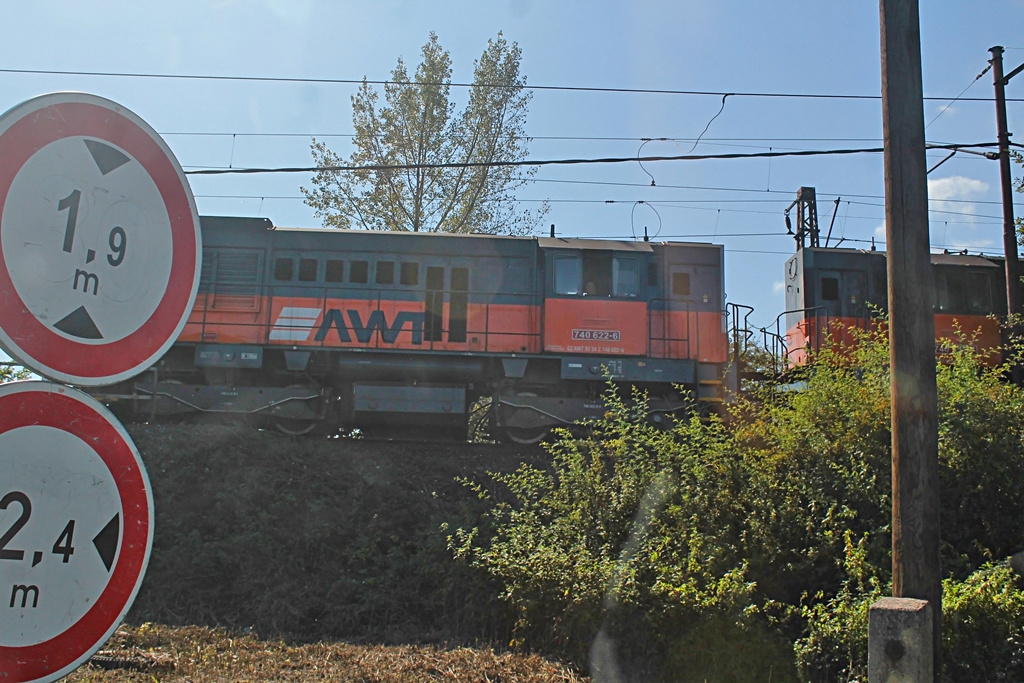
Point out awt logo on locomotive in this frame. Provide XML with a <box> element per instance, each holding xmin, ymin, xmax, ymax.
<box><xmin>269</xmin><ymin>306</ymin><xmax>426</xmax><ymax>345</ymax></box>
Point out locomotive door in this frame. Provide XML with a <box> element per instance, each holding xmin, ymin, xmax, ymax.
<box><xmin>424</xmin><ymin>264</ymin><xmax>469</xmax><ymax>347</ymax></box>
<box><xmin>665</xmin><ymin>265</ymin><xmax>697</xmax><ymax>358</ymax></box>
<box><xmin>664</xmin><ymin>264</ymin><xmax>722</xmax><ymax>360</ymax></box>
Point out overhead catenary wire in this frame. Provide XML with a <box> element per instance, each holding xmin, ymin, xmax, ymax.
<box><xmin>3</xmin><ymin>66</ymin><xmax>1023</xmax><ymax>102</ymax></box>
<box><xmin>183</xmin><ymin>141</ymin><xmax>998</xmax><ymax>175</ymax></box>
<box><xmin>925</xmin><ymin>63</ymin><xmax>991</xmax><ymax>129</ymax></box>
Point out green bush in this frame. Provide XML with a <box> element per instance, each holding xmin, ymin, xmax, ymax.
<box><xmin>732</xmin><ymin>329</ymin><xmax>894</xmax><ymax>606</ymax></box>
<box><xmin>795</xmin><ymin>561</ymin><xmax>1024</xmax><ymax>682</ymax></box>
<box><xmin>453</xmin><ymin>322</ymin><xmax>1024</xmax><ymax>680</ymax></box>
<box><xmin>452</xmin><ymin>387</ymin><xmax>797</xmax><ymax>680</ymax></box>
<box><xmin>943</xmin><ymin>562</ymin><xmax>1024</xmax><ymax>681</ymax></box>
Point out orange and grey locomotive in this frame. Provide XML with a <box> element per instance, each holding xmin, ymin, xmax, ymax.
<box><xmin>96</xmin><ymin>216</ymin><xmax>733</xmax><ymax>441</ymax></box>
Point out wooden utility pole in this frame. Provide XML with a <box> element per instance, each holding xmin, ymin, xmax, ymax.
<box><xmin>879</xmin><ymin>0</ymin><xmax>941</xmax><ymax>676</ymax></box>
<box><xmin>990</xmin><ymin>46</ymin><xmax>1023</xmax><ymax>319</ymax></box>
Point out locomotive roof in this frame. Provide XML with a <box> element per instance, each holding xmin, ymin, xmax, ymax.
<box><xmin>537</xmin><ymin>237</ymin><xmax>653</xmax><ymax>252</ymax></box>
<box><xmin>205</xmin><ymin>217</ymin><xmax>723</xmax><ymax>252</ymax></box>
<box><xmin>269</xmin><ymin>223</ymin><xmax>680</xmax><ymax>251</ymax></box>
<box><xmin>273</xmin><ymin>225</ymin><xmax>526</xmax><ymax>241</ymax></box>
<box><xmin>930</xmin><ymin>253</ymin><xmax>1000</xmax><ymax>268</ymax></box>
<box><xmin>796</xmin><ymin>245</ymin><xmax>1001</xmax><ymax>269</ymax></box>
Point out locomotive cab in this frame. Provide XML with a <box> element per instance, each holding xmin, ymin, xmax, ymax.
<box><xmin>783</xmin><ymin>246</ymin><xmax>1009</xmax><ymax>369</ymax></box>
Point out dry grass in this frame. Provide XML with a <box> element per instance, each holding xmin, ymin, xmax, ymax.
<box><xmin>68</xmin><ymin>623</ymin><xmax>588</xmax><ymax>682</ymax></box>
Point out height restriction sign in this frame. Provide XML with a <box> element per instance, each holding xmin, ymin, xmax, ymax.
<box><xmin>0</xmin><ymin>381</ymin><xmax>154</xmax><ymax>683</ymax></box>
<box><xmin>0</xmin><ymin>92</ymin><xmax>201</xmax><ymax>386</ymax></box>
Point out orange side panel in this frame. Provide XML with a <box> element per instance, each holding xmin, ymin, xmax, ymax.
<box><xmin>784</xmin><ymin>316</ymin><xmax>876</xmax><ymax>366</ymax></box>
<box><xmin>184</xmin><ymin>295</ymin><xmax>541</xmax><ymax>353</ymax></box>
<box><xmin>785</xmin><ymin>313</ymin><xmax>1002</xmax><ymax>367</ymax></box>
<box><xmin>934</xmin><ymin>313</ymin><xmax>1002</xmax><ymax>364</ymax></box>
<box><xmin>179</xmin><ymin>293</ymin><xmax>268</xmax><ymax>344</ymax></box>
<box><xmin>543</xmin><ymin>298</ymin><xmax>648</xmax><ymax>355</ymax></box>
<box><xmin>463</xmin><ymin>302</ymin><xmax>541</xmax><ymax>353</ymax></box>
<box><xmin>649</xmin><ymin>310</ymin><xmax>728</xmax><ymax>362</ymax></box>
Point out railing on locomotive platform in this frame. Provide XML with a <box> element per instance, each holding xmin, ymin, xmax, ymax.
<box><xmin>761</xmin><ymin>306</ymin><xmax>878</xmax><ymax>377</ymax></box>
<box><xmin>727</xmin><ymin>302</ymin><xmax>755</xmax><ymax>364</ymax></box>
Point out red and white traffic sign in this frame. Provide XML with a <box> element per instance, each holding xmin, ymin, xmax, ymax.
<box><xmin>0</xmin><ymin>381</ymin><xmax>153</xmax><ymax>683</ymax></box>
<box><xmin>0</xmin><ymin>92</ymin><xmax>201</xmax><ymax>385</ymax></box>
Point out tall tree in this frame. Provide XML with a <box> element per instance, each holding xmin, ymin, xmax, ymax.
<box><xmin>302</xmin><ymin>32</ymin><xmax>545</xmax><ymax>235</ymax></box>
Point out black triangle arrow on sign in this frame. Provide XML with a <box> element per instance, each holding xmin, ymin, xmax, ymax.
<box><xmin>83</xmin><ymin>139</ymin><xmax>130</xmax><ymax>176</ymax></box>
<box><xmin>53</xmin><ymin>305</ymin><xmax>103</xmax><ymax>339</ymax></box>
<box><xmin>93</xmin><ymin>513</ymin><xmax>120</xmax><ymax>572</ymax></box>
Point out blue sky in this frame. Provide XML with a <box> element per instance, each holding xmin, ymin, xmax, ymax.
<box><xmin>2</xmin><ymin>0</ymin><xmax>1023</xmax><ymax>329</ymax></box>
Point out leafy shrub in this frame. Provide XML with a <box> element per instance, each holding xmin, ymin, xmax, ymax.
<box><xmin>452</xmin><ymin>388</ymin><xmax>797</xmax><ymax>680</ymax></box>
<box><xmin>796</xmin><ymin>561</ymin><xmax>1024</xmax><ymax>682</ymax></box>
<box><xmin>459</xmin><ymin>323</ymin><xmax>1024</xmax><ymax>680</ymax></box>
<box><xmin>935</xmin><ymin>337</ymin><xmax>1024</xmax><ymax>578</ymax></box>
<box><xmin>943</xmin><ymin>562</ymin><xmax>1024</xmax><ymax>681</ymax></box>
<box><xmin>732</xmin><ymin>328</ymin><xmax>894</xmax><ymax>606</ymax></box>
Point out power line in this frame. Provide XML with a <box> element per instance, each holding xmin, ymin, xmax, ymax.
<box><xmin>167</xmin><ymin>133</ymin><xmax>888</xmax><ymax>145</ymax></box>
<box><xmin>3</xmin><ymin>66</ymin><xmax>1023</xmax><ymax>102</ymax></box>
<box><xmin>926</xmin><ymin>63</ymin><xmax>991</xmax><ymax>129</ymax></box>
<box><xmin>193</xmin><ymin>193</ymin><xmax>1003</xmax><ymax>225</ymax></box>
<box><xmin>184</xmin><ymin>142</ymin><xmax>997</xmax><ymax>175</ymax></box>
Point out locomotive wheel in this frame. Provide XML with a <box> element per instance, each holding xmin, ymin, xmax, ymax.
<box><xmin>503</xmin><ymin>426</ymin><xmax>551</xmax><ymax>445</ymax></box>
<box><xmin>270</xmin><ymin>385</ymin><xmax>332</xmax><ymax>436</ymax></box>
<box><xmin>501</xmin><ymin>391</ymin><xmax>551</xmax><ymax>445</ymax></box>
<box><xmin>272</xmin><ymin>417</ymin><xmax>320</xmax><ymax>436</ymax></box>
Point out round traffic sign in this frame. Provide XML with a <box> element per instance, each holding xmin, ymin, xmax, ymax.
<box><xmin>0</xmin><ymin>92</ymin><xmax>201</xmax><ymax>386</ymax></box>
<box><xmin>0</xmin><ymin>381</ymin><xmax>153</xmax><ymax>683</ymax></box>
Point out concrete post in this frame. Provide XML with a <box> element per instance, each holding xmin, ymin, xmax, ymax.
<box><xmin>868</xmin><ymin>597</ymin><xmax>933</xmax><ymax>682</ymax></box>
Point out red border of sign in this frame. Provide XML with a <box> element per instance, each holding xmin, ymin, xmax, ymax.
<box><xmin>0</xmin><ymin>95</ymin><xmax>199</xmax><ymax>383</ymax></box>
<box><xmin>0</xmin><ymin>384</ymin><xmax>152</xmax><ymax>682</ymax></box>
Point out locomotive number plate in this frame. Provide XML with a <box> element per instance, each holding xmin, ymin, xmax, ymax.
<box><xmin>572</xmin><ymin>329</ymin><xmax>621</xmax><ymax>341</ymax></box>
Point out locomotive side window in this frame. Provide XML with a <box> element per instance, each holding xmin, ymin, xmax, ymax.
<box><xmin>298</xmin><ymin>258</ymin><xmax>318</xmax><ymax>282</ymax></box>
<box><xmin>325</xmin><ymin>259</ymin><xmax>345</xmax><ymax>283</ymax></box>
<box><xmin>966</xmin><ymin>271</ymin><xmax>991</xmax><ymax>313</ymax></box>
<box><xmin>554</xmin><ymin>256</ymin><xmax>581</xmax><ymax>295</ymax></box>
<box><xmin>582</xmin><ymin>252</ymin><xmax>612</xmax><ymax>296</ymax></box>
<box><xmin>350</xmin><ymin>260</ymin><xmax>369</xmax><ymax>284</ymax></box>
<box><xmin>934</xmin><ymin>270</ymin><xmax>963</xmax><ymax>312</ymax></box>
<box><xmin>821</xmin><ymin>277</ymin><xmax>840</xmax><ymax>301</ymax></box>
<box><xmin>450</xmin><ymin>267</ymin><xmax>469</xmax><ymax>343</ymax></box>
<box><xmin>612</xmin><ymin>257</ymin><xmax>639</xmax><ymax>297</ymax></box>
<box><xmin>400</xmin><ymin>262</ymin><xmax>419</xmax><ymax>286</ymax></box>
<box><xmin>672</xmin><ymin>272</ymin><xmax>691</xmax><ymax>297</ymax></box>
<box><xmin>274</xmin><ymin>257</ymin><xmax>294</xmax><ymax>281</ymax></box>
<box><xmin>376</xmin><ymin>260</ymin><xmax>395</xmax><ymax>285</ymax></box>
<box><xmin>425</xmin><ymin>266</ymin><xmax>445</xmax><ymax>342</ymax></box>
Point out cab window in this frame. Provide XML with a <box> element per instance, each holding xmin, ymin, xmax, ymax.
<box><xmin>554</xmin><ymin>256</ymin><xmax>581</xmax><ymax>295</ymax></box>
<box><xmin>613</xmin><ymin>257</ymin><xmax>639</xmax><ymax>297</ymax></box>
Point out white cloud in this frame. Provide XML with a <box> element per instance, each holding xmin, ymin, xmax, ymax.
<box><xmin>928</xmin><ymin>175</ymin><xmax>988</xmax><ymax>201</ymax></box>
<box><xmin>772</xmin><ymin>280</ymin><xmax>785</xmax><ymax>295</ymax></box>
<box><xmin>927</xmin><ymin>175</ymin><xmax>992</xmax><ymax>251</ymax></box>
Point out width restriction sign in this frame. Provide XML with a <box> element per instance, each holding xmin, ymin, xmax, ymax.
<box><xmin>0</xmin><ymin>92</ymin><xmax>201</xmax><ymax>385</ymax></box>
<box><xmin>0</xmin><ymin>381</ymin><xmax>153</xmax><ymax>683</ymax></box>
